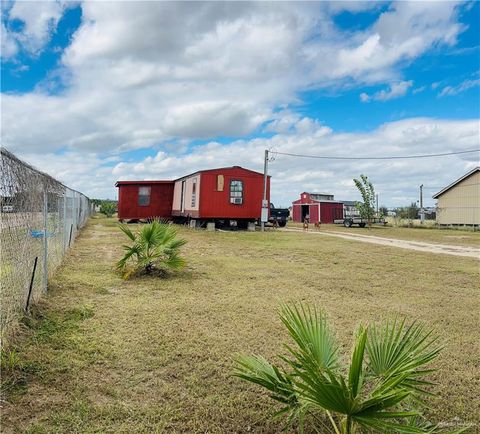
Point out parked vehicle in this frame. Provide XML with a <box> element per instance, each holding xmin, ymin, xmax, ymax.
<box><xmin>336</xmin><ymin>216</ymin><xmax>385</xmax><ymax>228</ymax></box>
<box><xmin>269</xmin><ymin>203</ymin><xmax>289</xmax><ymax>227</ymax></box>
<box><xmin>332</xmin><ymin>201</ymin><xmax>385</xmax><ymax>227</ymax></box>
<box><xmin>2</xmin><ymin>205</ymin><xmax>14</xmax><ymax>213</ymax></box>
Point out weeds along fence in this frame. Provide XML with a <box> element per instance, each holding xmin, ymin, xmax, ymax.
<box><xmin>0</xmin><ymin>148</ymin><xmax>92</xmax><ymax>341</ymax></box>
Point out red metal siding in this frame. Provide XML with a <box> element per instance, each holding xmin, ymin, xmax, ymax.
<box><xmin>291</xmin><ymin>203</ymin><xmax>320</xmax><ymax>223</ymax></box>
<box><xmin>292</xmin><ymin>204</ymin><xmax>301</xmax><ymax>222</ymax></box>
<box><xmin>310</xmin><ymin>204</ymin><xmax>320</xmax><ymax>223</ymax></box>
<box><xmin>199</xmin><ymin>167</ymin><xmax>269</xmax><ymax>219</ymax></box>
<box><xmin>320</xmin><ymin>202</ymin><xmax>344</xmax><ymax>223</ymax></box>
<box><xmin>117</xmin><ymin>182</ymin><xmax>174</xmax><ymax>219</ymax></box>
<box><xmin>294</xmin><ymin>192</ymin><xmax>313</xmax><ymax>204</ymax></box>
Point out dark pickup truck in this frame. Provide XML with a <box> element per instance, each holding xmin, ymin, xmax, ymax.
<box><xmin>269</xmin><ymin>203</ymin><xmax>289</xmax><ymax>227</ymax></box>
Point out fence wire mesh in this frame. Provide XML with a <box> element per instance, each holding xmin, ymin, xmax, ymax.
<box><xmin>1</xmin><ymin>148</ymin><xmax>91</xmax><ymax>341</ymax></box>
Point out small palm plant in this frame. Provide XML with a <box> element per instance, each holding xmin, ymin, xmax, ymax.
<box><xmin>117</xmin><ymin>221</ymin><xmax>187</xmax><ymax>278</ymax></box>
<box><xmin>234</xmin><ymin>303</ymin><xmax>465</xmax><ymax>433</ymax></box>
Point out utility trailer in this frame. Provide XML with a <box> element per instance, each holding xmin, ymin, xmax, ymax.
<box><xmin>334</xmin><ymin>216</ymin><xmax>385</xmax><ymax>228</ymax></box>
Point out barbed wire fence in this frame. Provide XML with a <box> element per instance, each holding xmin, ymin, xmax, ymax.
<box><xmin>0</xmin><ymin>148</ymin><xmax>92</xmax><ymax>342</ymax></box>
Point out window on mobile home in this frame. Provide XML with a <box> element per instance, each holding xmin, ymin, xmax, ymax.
<box><xmin>138</xmin><ymin>186</ymin><xmax>151</xmax><ymax>206</ymax></box>
<box><xmin>230</xmin><ymin>180</ymin><xmax>243</xmax><ymax>204</ymax></box>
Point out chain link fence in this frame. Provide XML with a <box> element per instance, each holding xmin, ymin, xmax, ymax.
<box><xmin>1</xmin><ymin>148</ymin><xmax>92</xmax><ymax>342</ymax></box>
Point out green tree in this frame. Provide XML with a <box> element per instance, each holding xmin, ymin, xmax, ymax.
<box><xmin>117</xmin><ymin>221</ymin><xmax>187</xmax><ymax>279</ymax></box>
<box><xmin>396</xmin><ymin>203</ymin><xmax>419</xmax><ymax>221</ymax></box>
<box><xmin>379</xmin><ymin>205</ymin><xmax>388</xmax><ymax>219</ymax></box>
<box><xmin>99</xmin><ymin>201</ymin><xmax>116</xmax><ymax>217</ymax></box>
<box><xmin>407</xmin><ymin>202</ymin><xmax>419</xmax><ymax>220</ymax></box>
<box><xmin>235</xmin><ymin>303</ymin><xmax>464</xmax><ymax>434</ymax></box>
<box><xmin>353</xmin><ymin>174</ymin><xmax>376</xmax><ymax>228</ymax></box>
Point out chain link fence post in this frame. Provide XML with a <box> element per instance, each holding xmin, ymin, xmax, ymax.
<box><xmin>63</xmin><ymin>191</ymin><xmax>68</xmax><ymax>253</ymax></box>
<box><xmin>42</xmin><ymin>184</ymin><xmax>48</xmax><ymax>293</ymax></box>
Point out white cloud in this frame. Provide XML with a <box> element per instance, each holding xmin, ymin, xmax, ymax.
<box><xmin>2</xmin><ymin>1</ymin><xmax>468</xmax><ymax>155</ymax></box>
<box><xmin>360</xmin><ymin>80</ymin><xmax>413</xmax><ymax>102</ymax></box>
<box><xmin>438</xmin><ymin>78</ymin><xmax>480</xmax><ymax>97</ymax></box>
<box><xmin>1</xmin><ymin>20</ymin><xmax>18</xmax><ymax>58</ymax></box>
<box><xmin>2</xmin><ymin>2</ymin><xmax>477</xmax><ymax>209</ymax></box>
<box><xmin>2</xmin><ymin>0</ymin><xmax>67</xmax><ymax>58</ymax></box>
<box><xmin>13</xmin><ymin>117</ymin><xmax>479</xmax><ymax>209</ymax></box>
<box><xmin>412</xmin><ymin>86</ymin><xmax>426</xmax><ymax>95</ymax></box>
<box><xmin>360</xmin><ymin>92</ymin><xmax>370</xmax><ymax>103</ymax></box>
<box><xmin>327</xmin><ymin>1</ymin><xmax>383</xmax><ymax>14</ymax></box>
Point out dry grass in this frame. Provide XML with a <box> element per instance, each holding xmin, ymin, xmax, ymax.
<box><xmin>2</xmin><ymin>217</ymin><xmax>479</xmax><ymax>433</ymax></box>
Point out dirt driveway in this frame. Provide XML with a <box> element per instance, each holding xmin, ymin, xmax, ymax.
<box><xmin>282</xmin><ymin>228</ymin><xmax>480</xmax><ymax>259</ymax></box>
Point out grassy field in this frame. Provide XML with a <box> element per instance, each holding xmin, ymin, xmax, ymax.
<box><xmin>2</xmin><ymin>217</ymin><xmax>479</xmax><ymax>433</ymax></box>
<box><xmin>290</xmin><ymin>222</ymin><xmax>480</xmax><ymax>248</ymax></box>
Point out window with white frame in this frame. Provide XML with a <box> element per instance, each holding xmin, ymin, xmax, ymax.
<box><xmin>138</xmin><ymin>186</ymin><xmax>151</xmax><ymax>206</ymax></box>
<box><xmin>230</xmin><ymin>180</ymin><xmax>243</xmax><ymax>204</ymax></box>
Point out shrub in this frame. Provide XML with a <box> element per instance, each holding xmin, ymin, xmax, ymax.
<box><xmin>117</xmin><ymin>221</ymin><xmax>187</xmax><ymax>279</ymax></box>
<box><xmin>234</xmin><ymin>303</ymin><xmax>466</xmax><ymax>433</ymax></box>
<box><xmin>99</xmin><ymin>201</ymin><xmax>116</xmax><ymax>217</ymax></box>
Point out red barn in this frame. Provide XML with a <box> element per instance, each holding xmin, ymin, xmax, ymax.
<box><xmin>292</xmin><ymin>192</ymin><xmax>344</xmax><ymax>224</ymax></box>
<box><xmin>115</xmin><ymin>180</ymin><xmax>174</xmax><ymax>221</ymax></box>
<box><xmin>171</xmin><ymin>166</ymin><xmax>269</xmax><ymax>225</ymax></box>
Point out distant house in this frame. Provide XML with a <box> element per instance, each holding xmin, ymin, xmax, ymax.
<box><xmin>292</xmin><ymin>192</ymin><xmax>344</xmax><ymax>224</ymax></box>
<box><xmin>433</xmin><ymin>167</ymin><xmax>479</xmax><ymax>227</ymax></box>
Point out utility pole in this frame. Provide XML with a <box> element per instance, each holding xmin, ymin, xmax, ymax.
<box><xmin>419</xmin><ymin>184</ymin><xmax>425</xmax><ymax>223</ymax></box>
<box><xmin>261</xmin><ymin>149</ymin><xmax>269</xmax><ymax>232</ymax></box>
<box><xmin>375</xmin><ymin>194</ymin><xmax>379</xmax><ymax>216</ymax></box>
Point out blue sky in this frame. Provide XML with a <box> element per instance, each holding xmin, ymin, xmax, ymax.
<box><xmin>1</xmin><ymin>1</ymin><xmax>479</xmax><ymax>206</ymax></box>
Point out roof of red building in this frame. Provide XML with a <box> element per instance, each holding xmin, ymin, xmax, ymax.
<box><xmin>115</xmin><ymin>166</ymin><xmax>268</xmax><ymax>187</ymax></box>
<box><xmin>115</xmin><ymin>180</ymin><xmax>174</xmax><ymax>186</ymax></box>
<box><xmin>174</xmin><ymin>166</ymin><xmax>267</xmax><ymax>181</ymax></box>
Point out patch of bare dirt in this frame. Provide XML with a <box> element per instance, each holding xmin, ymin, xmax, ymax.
<box><xmin>282</xmin><ymin>228</ymin><xmax>480</xmax><ymax>259</ymax></box>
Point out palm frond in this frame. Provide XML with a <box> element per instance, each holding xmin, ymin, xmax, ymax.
<box><xmin>367</xmin><ymin>318</ymin><xmax>441</xmax><ymax>397</ymax></box>
<box><xmin>116</xmin><ymin>244</ymin><xmax>141</xmax><ymax>270</ymax></box>
<box><xmin>163</xmin><ymin>253</ymin><xmax>186</xmax><ymax>270</ymax></box>
<box><xmin>293</xmin><ymin>369</ymin><xmax>353</xmax><ymax>414</ymax></box>
<box><xmin>166</xmin><ymin>237</ymin><xmax>188</xmax><ymax>250</ymax></box>
<box><xmin>280</xmin><ymin>303</ymin><xmax>339</xmax><ymax>373</ymax></box>
<box><xmin>118</xmin><ymin>223</ymin><xmax>136</xmax><ymax>241</ymax></box>
<box><xmin>233</xmin><ymin>355</ymin><xmax>298</xmax><ymax>408</ymax></box>
<box><xmin>348</xmin><ymin>325</ymin><xmax>367</xmax><ymax>399</ymax></box>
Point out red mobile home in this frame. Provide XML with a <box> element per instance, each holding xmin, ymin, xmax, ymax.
<box><xmin>172</xmin><ymin>166</ymin><xmax>269</xmax><ymax>224</ymax></box>
<box><xmin>115</xmin><ymin>180</ymin><xmax>174</xmax><ymax>221</ymax></box>
<box><xmin>292</xmin><ymin>192</ymin><xmax>343</xmax><ymax>224</ymax></box>
<box><xmin>115</xmin><ymin>166</ymin><xmax>269</xmax><ymax>225</ymax></box>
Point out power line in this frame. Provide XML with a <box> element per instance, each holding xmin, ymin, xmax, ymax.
<box><xmin>422</xmin><ymin>183</ymin><xmax>480</xmax><ymax>190</ymax></box>
<box><xmin>273</xmin><ymin>148</ymin><xmax>480</xmax><ymax>161</ymax></box>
